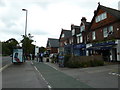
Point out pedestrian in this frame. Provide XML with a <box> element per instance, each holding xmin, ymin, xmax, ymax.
<box><xmin>36</xmin><ymin>53</ymin><xmax>39</xmax><ymax>62</ymax></box>
<box><xmin>32</xmin><ymin>54</ymin><xmax>35</xmax><ymax>60</ymax></box>
<box><xmin>39</xmin><ymin>53</ymin><xmax>43</xmax><ymax>62</ymax></box>
<box><xmin>30</xmin><ymin>53</ymin><xmax>32</xmax><ymax>60</ymax></box>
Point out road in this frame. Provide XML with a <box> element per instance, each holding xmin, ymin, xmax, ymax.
<box><xmin>46</xmin><ymin>61</ymin><xmax>119</xmax><ymax>88</ymax></box>
<box><xmin>2</xmin><ymin>61</ymin><xmax>48</xmax><ymax>88</ymax></box>
<box><xmin>2</xmin><ymin>57</ymin><xmax>119</xmax><ymax>89</ymax></box>
<box><xmin>2</xmin><ymin>56</ymin><xmax>12</xmax><ymax>67</ymax></box>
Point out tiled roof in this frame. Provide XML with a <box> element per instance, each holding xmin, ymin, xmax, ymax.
<box><xmin>47</xmin><ymin>38</ymin><xmax>59</xmax><ymax>47</ymax></box>
<box><xmin>63</xmin><ymin>30</ymin><xmax>72</xmax><ymax>38</ymax></box>
<box><xmin>100</xmin><ymin>5</ymin><xmax>120</xmax><ymax>19</ymax></box>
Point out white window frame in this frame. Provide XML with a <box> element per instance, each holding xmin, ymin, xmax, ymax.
<box><xmin>80</xmin><ymin>25</ymin><xmax>85</xmax><ymax>32</ymax></box>
<box><xmin>108</xmin><ymin>26</ymin><xmax>113</xmax><ymax>32</ymax></box>
<box><xmin>92</xmin><ymin>31</ymin><xmax>96</xmax><ymax>40</ymax></box>
<box><xmin>72</xmin><ymin>29</ymin><xmax>75</xmax><ymax>36</ymax></box>
<box><xmin>61</xmin><ymin>33</ymin><xmax>64</xmax><ymax>38</ymax></box>
<box><xmin>95</xmin><ymin>12</ymin><xmax>107</xmax><ymax>23</ymax></box>
<box><xmin>103</xmin><ymin>27</ymin><xmax>108</xmax><ymax>38</ymax></box>
<box><xmin>77</xmin><ymin>36</ymin><xmax>80</xmax><ymax>44</ymax></box>
<box><xmin>80</xmin><ymin>36</ymin><xmax>83</xmax><ymax>43</ymax></box>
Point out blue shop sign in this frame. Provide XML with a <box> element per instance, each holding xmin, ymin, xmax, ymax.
<box><xmin>74</xmin><ymin>44</ymin><xmax>86</xmax><ymax>49</ymax></box>
<box><xmin>92</xmin><ymin>41</ymin><xmax>116</xmax><ymax>47</ymax></box>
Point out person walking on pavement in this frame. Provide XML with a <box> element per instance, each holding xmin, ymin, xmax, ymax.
<box><xmin>32</xmin><ymin>54</ymin><xmax>35</xmax><ymax>60</ymax></box>
<box><xmin>36</xmin><ymin>53</ymin><xmax>39</xmax><ymax>62</ymax></box>
<box><xmin>39</xmin><ymin>52</ymin><xmax>43</xmax><ymax>62</ymax></box>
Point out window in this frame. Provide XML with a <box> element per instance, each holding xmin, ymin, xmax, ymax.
<box><xmin>80</xmin><ymin>36</ymin><xmax>83</xmax><ymax>43</ymax></box>
<box><xmin>80</xmin><ymin>25</ymin><xmax>85</xmax><ymax>32</ymax></box>
<box><xmin>87</xmin><ymin>35</ymin><xmax>89</xmax><ymax>41</ymax></box>
<box><xmin>77</xmin><ymin>37</ymin><xmax>80</xmax><ymax>43</ymax></box>
<box><xmin>108</xmin><ymin>26</ymin><xmax>113</xmax><ymax>32</ymax></box>
<box><xmin>72</xmin><ymin>29</ymin><xmax>75</xmax><ymax>36</ymax></box>
<box><xmin>61</xmin><ymin>33</ymin><xmax>64</xmax><ymax>38</ymax></box>
<box><xmin>95</xmin><ymin>12</ymin><xmax>107</xmax><ymax>23</ymax></box>
<box><xmin>103</xmin><ymin>27</ymin><xmax>108</xmax><ymax>37</ymax></box>
<box><xmin>92</xmin><ymin>31</ymin><xmax>96</xmax><ymax>40</ymax></box>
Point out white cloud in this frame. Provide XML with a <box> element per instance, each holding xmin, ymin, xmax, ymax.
<box><xmin>0</xmin><ymin>0</ymin><xmax>120</xmax><ymax>47</ymax></box>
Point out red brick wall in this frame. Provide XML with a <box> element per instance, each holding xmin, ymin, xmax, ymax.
<box><xmin>87</xmin><ymin>21</ymin><xmax>120</xmax><ymax>43</ymax></box>
<box><xmin>50</xmin><ymin>47</ymin><xmax>58</xmax><ymax>53</ymax></box>
<box><xmin>91</xmin><ymin>9</ymin><xmax>117</xmax><ymax>30</ymax></box>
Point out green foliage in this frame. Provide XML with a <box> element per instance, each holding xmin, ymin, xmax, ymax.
<box><xmin>64</xmin><ymin>54</ymin><xmax>71</xmax><ymax>67</ymax></box>
<box><xmin>21</xmin><ymin>33</ymin><xmax>34</xmax><ymax>54</ymax></box>
<box><xmin>39</xmin><ymin>47</ymin><xmax>46</xmax><ymax>53</ymax></box>
<box><xmin>2</xmin><ymin>38</ymin><xmax>19</xmax><ymax>55</ymax></box>
<box><xmin>66</xmin><ymin>59</ymin><xmax>104</xmax><ymax>68</ymax></box>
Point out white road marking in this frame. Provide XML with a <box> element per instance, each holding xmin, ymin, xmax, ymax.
<box><xmin>109</xmin><ymin>72</ymin><xmax>120</xmax><ymax>77</ymax></box>
<box><xmin>33</xmin><ymin>66</ymin><xmax>52</xmax><ymax>88</ymax></box>
<box><xmin>48</xmin><ymin>85</ymin><xmax>52</xmax><ymax>89</ymax></box>
<box><xmin>0</xmin><ymin>63</ymin><xmax>12</xmax><ymax>72</ymax></box>
<box><xmin>45</xmin><ymin>63</ymin><xmax>58</xmax><ymax>71</ymax></box>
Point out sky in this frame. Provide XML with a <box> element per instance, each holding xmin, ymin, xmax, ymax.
<box><xmin>0</xmin><ymin>0</ymin><xmax>120</xmax><ymax>47</ymax></box>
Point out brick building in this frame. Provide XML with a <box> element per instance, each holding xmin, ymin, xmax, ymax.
<box><xmin>86</xmin><ymin>4</ymin><xmax>120</xmax><ymax>61</ymax></box>
<box><xmin>59</xmin><ymin>29</ymin><xmax>71</xmax><ymax>54</ymax></box>
<box><xmin>46</xmin><ymin>38</ymin><xmax>59</xmax><ymax>54</ymax></box>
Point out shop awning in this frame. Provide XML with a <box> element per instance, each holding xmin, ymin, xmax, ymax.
<box><xmin>87</xmin><ymin>45</ymin><xmax>116</xmax><ymax>50</ymax></box>
<box><xmin>74</xmin><ymin>44</ymin><xmax>86</xmax><ymax>49</ymax></box>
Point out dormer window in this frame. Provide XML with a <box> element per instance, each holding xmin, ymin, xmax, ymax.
<box><xmin>61</xmin><ymin>33</ymin><xmax>64</xmax><ymax>38</ymax></box>
<box><xmin>80</xmin><ymin>25</ymin><xmax>85</xmax><ymax>32</ymax></box>
<box><xmin>72</xmin><ymin>29</ymin><xmax>75</xmax><ymax>36</ymax></box>
<box><xmin>95</xmin><ymin>12</ymin><xmax>107</xmax><ymax>23</ymax></box>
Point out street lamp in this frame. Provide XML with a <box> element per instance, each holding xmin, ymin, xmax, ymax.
<box><xmin>22</xmin><ymin>9</ymin><xmax>28</xmax><ymax>59</ymax></box>
<box><xmin>22</xmin><ymin>9</ymin><xmax>28</xmax><ymax>36</ymax></box>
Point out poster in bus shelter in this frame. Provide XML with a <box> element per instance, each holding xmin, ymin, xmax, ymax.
<box><xmin>12</xmin><ymin>49</ymin><xmax>23</xmax><ymax>63</ymax></box>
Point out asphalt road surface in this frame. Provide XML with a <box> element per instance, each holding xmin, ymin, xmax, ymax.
<box><xmin>2</xmin><ymin>56</ymin><xmax>12</xmax><ymax>67</ymax></box>
<box><xmin>2</xmin><ymin>61</ymin><xmax>48</xmax><ymax>88</ymax></box>
<box><xmin>2</xmin><ymin>57</ymin><xmax>120</xmax><ymax>89</ymax></box>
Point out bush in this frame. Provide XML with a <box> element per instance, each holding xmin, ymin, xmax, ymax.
<box><xmin>64</xmin><ymin>54</ymin><xmax>71</xmax><ymax>67</ymax></box>
<box><xmin>66</xmin><ymin>59</ymin><xmax>104</xmax><ymax>68</ymax></box>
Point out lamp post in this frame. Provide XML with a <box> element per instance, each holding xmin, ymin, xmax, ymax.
<box><xmin>22</xmin><ymin>9</ymin><xmax>28</xmax><ymax>36</ymax></box>
<box><xmin>22</xmin><ymin>9</ymin><xmax>28</xmax><ymax>59</ymax></box>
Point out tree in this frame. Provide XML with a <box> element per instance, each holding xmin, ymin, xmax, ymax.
<box><xmin>39</xmin><ymin>47</ymin><xmax>46</xmax><ymax>53</ymax></box>
<box><xmin>21</xmin><ymin>33</ymin><xmax>34</xmax><ymax>54</ymax></box>
<box><xmin>2</xmin><ymin>38</ymin><xmax>19</xmax><ymax>55</ymax></box>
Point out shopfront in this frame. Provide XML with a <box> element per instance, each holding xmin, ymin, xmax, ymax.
<box><xmin>87</xmin><ymin>40</ymin><xmax>119</xmax><ymax>61</ymax></box>
<box><xmin>73</xmin><ymin>44</ymin><xmax>86</xmax><ymax>56</ymax></box>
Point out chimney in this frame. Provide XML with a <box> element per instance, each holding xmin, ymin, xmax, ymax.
<box><xmin>81</xmin><ymin>17</ymin><xmax>86</xmax><ymax>23</ymax></box>
<box><xmin>94</xmin><ymin>10</ymin><xmax>97</xmax><ymax>15</ymax></box>
<box><xmin>71</xmin><ymin>24</ymin><xmax>74</xmax><ymax>30</ymax></box>
<box><xmin>118</xmin><ymin>1</ymin><xmax>120</xmax><ymax>10</ymax></box>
